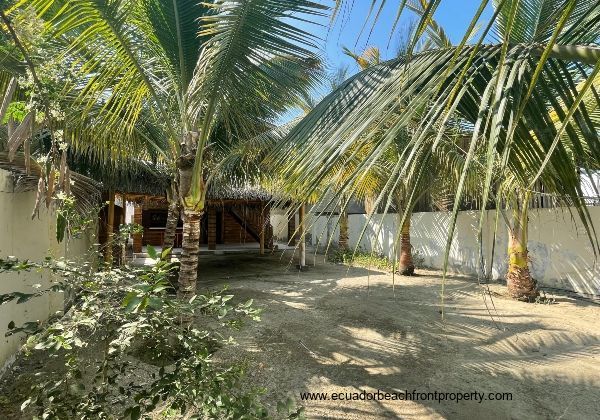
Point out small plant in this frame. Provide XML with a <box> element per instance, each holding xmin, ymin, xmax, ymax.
<box><xmin>328</xmin><ymin>249</ymin><xmax>394</xmax><ymax>272</ymax></box>
<box><xmin>55</xmin><ymin>192</ymin><xmax>100</xmax><ymax>243</ymax></box>
<box><xmin>534</xmin><ymin>290</ymin><xmax>556</xmax><ymax>305</ymax></box>
<box><xmin>412</xmin><ymin>248</ymin><xmax>426</xmax><ymax>269</ymax></box>
<box><xmin>0</xmin><ymin>246</ymin><xmax>265</xmax><ymax>419</ymax></box>
<box><xmin>117</xmin><ymin>222</ymin><xmax>144</xmax><ymax>262</ymax></box>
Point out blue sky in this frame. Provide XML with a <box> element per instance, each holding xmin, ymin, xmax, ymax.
<box><xmin>282</xmin><ymin>1</ymin><xmax>494</xmax><ymax>120</ymax></box>
<box><xmin>318</xmin><ymin>1</ymin><xmax>494</xmax><ymax>71</ymax></box>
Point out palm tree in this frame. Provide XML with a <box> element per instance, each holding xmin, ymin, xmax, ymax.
<box><xmin>272</xmin><ymin>0</ymin><xmax>600</xmax><ymax>300</ymax></box>
<box><xmin>8</xmin><ymin>0</ymin><xmax>325</xmax><ymax>298</ymax></box>
<box><xmin>340</xmin><ymin>14</ymin><xmax>452</xmax><ymax>275</ymax></box>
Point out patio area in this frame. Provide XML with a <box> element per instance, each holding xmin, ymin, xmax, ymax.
<box><xmin>129</xmin><ymin>242</ymin><xmax>299</xmax><ymax>265</ymax></box>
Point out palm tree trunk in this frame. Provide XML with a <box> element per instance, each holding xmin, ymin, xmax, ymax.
<box><xmin>163</xmin><ymin>198</ymin><xmax>180</xmax><ymax>253</ymax></box>
<box><xmin>338</xmin><ymin>209</ymin><xmax>349</xmax><ymax>250</ymax></box>
<box><xmin>506</xmin><ymin>195</ymin><xmax>538</xmax><ymax>300</ymax></box>
<box><xmin>397</xmin><ymin>215</ymin><xmax>415</xmax><ymax>276</ymax></box>
<box><xmin>178</xmin><ymin>208</ymin><xmax>202</xmax><ymax>300</ymax></box>
<box><xmin>176</xmin><ymin>140</ymin><xmax>203</xmax><ymax>301</ymax></box>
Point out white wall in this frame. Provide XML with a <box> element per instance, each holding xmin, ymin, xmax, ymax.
<box><xmin>309</xmin><ymin>207</ymin><xmax>600</xmax><ymax>297</ymax></box>
<box><xmin>270</xmin><ymin>208</ymin><xmax>300</xmax><ymax>243</ymax></box>
<box><xmin>0</xmin><ymin>170</ymin><xmax>93</xmax><ymax>372</ymax></box>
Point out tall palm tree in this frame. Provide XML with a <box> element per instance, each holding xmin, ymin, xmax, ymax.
<box><xmin>8</xmin><ymin>0</ymin><xmax>325</xmax><ymax>298</ymax></box>
<box><xmin>271</xmin><ymin>0</ymin><xmax>600</xmax><ymax>300</ymax></box>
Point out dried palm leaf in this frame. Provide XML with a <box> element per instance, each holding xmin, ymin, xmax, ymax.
<box><xmin>8</xmin><ymin>111</ymin><xmax>34</xmax><ymax>161</ymax></box>
<box><xmin>0</xmin><ymin>77</ymin><xmax>17</xmax><ymax>123</ymax></box>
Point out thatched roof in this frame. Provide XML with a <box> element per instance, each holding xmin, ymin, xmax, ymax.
<box><xmin>67</xmin><ymin>154</ymin><xmax>171</xmax><ymax>197</ymax></box>
<box><xmin>67</xmin><ymin>153</ymin><xmax>273</xmax><ymax>201</ymax></box>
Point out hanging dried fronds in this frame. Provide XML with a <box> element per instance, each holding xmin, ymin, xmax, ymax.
<box><xmin>0</xmin><ymin>152</ymin><xmax>101</xmax><ymax>215</ymax></box>
<box><xmin>58</xmin><ymin>148</ymin><xmax>67</xmax><ymax>187</ymax></box>
<box><xmin>0</xmin><ymin>77</ymin><xmax>17</xmax><ymax>123</ymax></box>
<box><xmin>45</xmin><ymin>169</ymin><xmax>55</xmax><ymax>207</ymax></box>
<box><xmin>7</xmin><ymin>111</ymin><xmax>34</xmax><ymax>161</ymax></box>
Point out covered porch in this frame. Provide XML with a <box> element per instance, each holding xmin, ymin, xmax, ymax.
<box><xmin>131</xmin><ymin>198</ymin><xmax>274</xmax><ymax>252</ymax></box>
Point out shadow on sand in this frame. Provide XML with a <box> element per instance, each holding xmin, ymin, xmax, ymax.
<box><xmin>200</xmin><ymin>251</ymin><xmax>600</xmax><ymax>419</ymax></box>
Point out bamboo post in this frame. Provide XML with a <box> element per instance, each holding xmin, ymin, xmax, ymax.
<box><xmin>120</xmin><ymin>193</ymin><xmax>127</xmax><ymax>265</ymax></box>
<box><xmin>105</xmin><ymin>190</ymin><xmax>115</xmax><ymax>265</ymax></box>
<box><xmin>132</xmin><ymin>205</ymin><xmax>143</xmax><ymax>253</ymax></box>
<box><xmin>121</xmin><ymin>193</ymin><xmax>126</xmax><ymax>224</ymax></box>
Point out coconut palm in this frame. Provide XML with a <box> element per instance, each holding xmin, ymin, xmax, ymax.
<box><xmin>339</xmin><ymin>14</ymin><xmax>453</xmax><ymax>275</ymax></box>
<box><xmin>272</xmin><ymin>0</ymin><xmax>600</xmax><ymax>300</ymax></box>
<box><xmin>6</xmin><ymin>0</ymin><xmax>325</xmax><ymax>298</ymax></box>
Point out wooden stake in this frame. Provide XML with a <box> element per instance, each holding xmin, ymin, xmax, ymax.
<box><xmin>299</xmin><ymin>203</ymin><xmax>306</xmax><ymax>268</ymax></box>
<box><xmin>287</xmin><ymin>207</ymin><xmax>296</xmax><ymax>245</ymax></box>
<box><xmin>105</xmin><ymin>190</ymin><xmax>115</xmax><ymax>265</ymax></box>
<box><xmin>208</xmin><ymin>206</ymin><xmax>217</xmax><ymax>250</ymax></box>
<box><xmin>259</xmin><ymin>204</ymin><xmax>265</xmax><ymax>255</ymax></box>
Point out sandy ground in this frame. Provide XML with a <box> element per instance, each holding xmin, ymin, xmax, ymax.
<box><xmin>202</xmin><ymin>251</ymin><xmax>600</xmax><ymax>420</ymax></box>
<box><xmin>1</xmin><ymin>251</ymin><xmax>599</xmax><ymax>419</ymax></box>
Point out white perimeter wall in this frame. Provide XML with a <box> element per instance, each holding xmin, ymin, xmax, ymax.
<box><xmin>271</xmin><ymin>208</ymin><xmax>299</xmax><ymax>243</ymax></box>
<box><xmin>309</xmin><ymin>207</ymin><xmax>600</xmax><ymax>297</ymax></box>
<box><xmin>0</xmin><ymin>170</ymin><xmax>93</xmax><ymax>372</ymax></box>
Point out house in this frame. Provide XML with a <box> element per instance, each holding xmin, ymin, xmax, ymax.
<box><xmin>125</xmin><ymin>191</ymin><xmax>274</xmax><ymax>253</ymax></box>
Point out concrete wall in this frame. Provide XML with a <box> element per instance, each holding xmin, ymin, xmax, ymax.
<box><xmin>0</xmin><ymin>170</ymin><xmax>93</xmax><ymax>372</ymax></box>
<box><xmin>271</xmin><ymin>208</ymin><xmax>299</xmax><ymax>243</ymax></box>
<box><xmin>309</xmin><ymin>207</ymin><xmax>600</xmax><ymax>297</ymax></box>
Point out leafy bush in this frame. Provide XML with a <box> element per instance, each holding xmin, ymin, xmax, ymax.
<box><xmin>329</xmin><ymin>247</ymin><xmax>429</xmax><ymax>272</ymax></box>
<box><xmin>0</xmin><ymin>247</ymin><xmax>266</xmax><ymax>419</ymax></box>
<box><xmin>328</xmin><ymin>249</ymin><xmax>395</xmax><ymax>272</ymax></box>
<box><xmin>412</xmin><ymin>249</ymin><xmax>426</xmax><ymax>269</ymax></box>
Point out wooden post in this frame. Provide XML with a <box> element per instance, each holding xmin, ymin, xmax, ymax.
<box><xmin>287</xmin><ymin>207</ymin><xmax>296</xmax><ymax>245</ymax></box>
<box><xmin>132</xmin><ymin>205</ymin><xmax>143</xmax><ymax>253</ymax></box>
<box><xmin>120</xmin><ymin>194</ymin><xmax>127</xmax><ymax>265</ymax></box>
<box><xmin>208</xmin><ymin>206</ymin><xmax>217</xmax><ymax>250</ymax></box>
<box><xmin>299</xmin><ymin>203</ymin><xmax>306</xmax><ymax>268</ymax></box>
<box><xmin>121</xmin><ymin>193</ymin><xmax>126</xmax><ymax>225</ymax></box>
<box><xmin>259</xmin><ymin>204</ymin><xmax>265</xmax><ymax>255</ymax></box>
<box><xmin>105</xmin><ymin>190</ymin><xmax>115</xmax><ymax>265</ymax></box>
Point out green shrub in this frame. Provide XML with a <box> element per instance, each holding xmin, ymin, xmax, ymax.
<box><xmin>0</xmin><ymin>247</ymin><xmax>266</xmax><ymax>419</ymax></box>
<box><xmin>328</xmin><ymin>249</ymin><xmax>394</xmax><ymax>272</ymax></box>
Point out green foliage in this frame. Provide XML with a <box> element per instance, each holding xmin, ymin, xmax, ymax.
<box><xmin>271</xmin><ymin>0</ymin><xmax>600</xmax><ymax>297</ymax></box>
<box><xmin>2</xmin><ymin>100</ymin><xmax>27</xmax><ymax>123</ymax></box>
<box><xmin>277</xmin><ymin>397</ymin><xmax>305</xmax><ymax>419</ymax></box>
<box><xmin>412</xmin><ymin>249</ymin><xmax>426</xmax><ymax>269</ymax></box>
<box><xmin>0</xmin><ymin>254</ymin><xmax>266</xmax><ymax>418</ymax></box>
<box><xmin>55</xmin><ymin>192</ymin><xmax>99</xmax><ymax>243</ymax></box>
<box><xmin>328</xmin><ymin>249</ymin><xmax>395</xmax><ymax>272</ymax></box>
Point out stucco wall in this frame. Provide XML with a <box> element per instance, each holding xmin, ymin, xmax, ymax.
<box><xmin>0</xmin><ymin>170</ymin><xmax>93</xmax><ymax>372</ymax></box>
<box><xmin>310</xmin><ymin>207</ymin><xmax>600</xmax><ymax>297</ymax></box>
<box><xmin>270</xmin><ymin>208</ymin><xmax>300</xmax><ymax>243</ymax></box>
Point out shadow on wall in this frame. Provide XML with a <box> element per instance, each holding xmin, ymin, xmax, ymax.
<box><xmin>310</xmin><ymin>207</ymin><xmax>600</xmax><ymax>297</ymax></box>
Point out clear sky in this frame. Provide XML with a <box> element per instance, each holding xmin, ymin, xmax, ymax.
<box><xmin>283</xmin><ymin>0</ymin><xmax>494</xmax><ymax>119</ymax></box>
<box><xmin>319</xmin><ymin>1</ymin><xmax>494</xmax><ymax>71</ymax></box>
